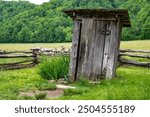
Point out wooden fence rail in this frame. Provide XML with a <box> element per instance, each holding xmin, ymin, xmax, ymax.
<box><xmin>120</xmin><ymin>49</ymin><xmax>150</xmax><ymax>53</ymax></box>
<box><xmin>119</xmin><ymin>53</ymin><xmax>150</xmax><ymax>59</ymax></box>
<box><xmin>0</xmin><ymin>60</ymin><xmax>34</xmax><ymax>66</ymax></box>
<box><xmin>0</xmin><ymin>50</ymin><xmax>33</xmax><ymax>54</ymax></box>
<box><xmin>0</xmin><ymin>49</ymin><xmax>38</xmax><ymax>70</ymax></box>
<box><xmin>119</xmin><ymin>58</ymin><xmax>150</xmax><ymax>67</ymax></box>
<box><xmin>119</xmin><ymin>49</ymin><xmax>150</xmax><ymax>67</ymax></box>
<box><xmin>0</xmin><ymin>54</ymin><xmax>34</xmax><ymax>58</ymax></box>
<box><xmin>0</xmin><ymin>48</ymin><xmax>149</xmax><ymax>70</ymax></box>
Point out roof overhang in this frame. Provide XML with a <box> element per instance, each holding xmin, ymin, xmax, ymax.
<box><xmin>63</xmin><ymin>9</ymin><xmax>131</xmax><ymax>27</ymax></box>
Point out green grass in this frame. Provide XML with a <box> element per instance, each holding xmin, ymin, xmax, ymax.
<box><xmin>0</xmin><ymin>58</ymin><xmax>31</xmax><ymax>64</ymax></box>
<box><xmin>0</xmin><ymin>68</ymin><xmax>47</xmax><ymax>100</ymax></box>
<box><xmin>120</xmin><ymin>40</ymin><xmax>150</xmax><ymax>50</ymax></box>
<box><xmin>0</xmin><ymin>40</ymin><xmax>150</xmax><ymax>100</ymax></box>
<box><xmin>0</xmin><ymin>43</ymin><xmax>71</xmax><ymax>51</ymax></box>
<box><xmin>0</xmin><ymin>40</ymin><xmax>150</xmax><ymax>51</ymax></box>
<box><xmin>38</xmin><ymin>83</ymin><xmax>57</xmax><ymax>91</ymax></box>
<box><xmin>59</xmin><ymin>66</ymin><xmax>150</xmax><ymax>100</ymax></box>
<box><xmin>38</xmin><ymin>56</ymin><xmax>70</xmax><ymax>80</ymax></box>
<box><xmin>64</xmin><ymin>88</ymin><xmax>89</xmax><ymax>96</ymax></box>
<box><xmin>0</xmin><ymin>66</ymin><xmax>149</xmax><ymax>100</ymax></box>
<box><xmin>35</xmin><ymin>93</ymin><xmax>47</xmax><ymax>100</ymax></box>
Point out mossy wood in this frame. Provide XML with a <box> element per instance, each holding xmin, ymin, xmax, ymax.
<box><xmin>64</xmin><ymin>9</ymin><xmax>131</xmax><ymax>81</ymax></box>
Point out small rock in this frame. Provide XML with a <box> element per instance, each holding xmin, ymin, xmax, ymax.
<box><xmin>57</xmin><ymin>80</ymin><xmax>68</xmax><ymax>85</ymax></box>
<box><xmin>48</xmin><ymin>80</ymin><xmax>56</xmax><ymax>83</ymax></box>
<box><xmin>56</xmin><ymin>85</ymin><xmax>76</xmax><ymax>89</ymax></box>
<box><xmin>89</xmin><ymin>81</ymin><xmax>101</xmax><ymax>84</ymax></box>
<box><xmin>57</xmin><ymin>78</ymin><xmax>68</xmax><ymax>85</ymax></box>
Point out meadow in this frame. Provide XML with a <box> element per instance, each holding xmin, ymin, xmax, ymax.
<box><xmin>0</xmin><ymin>40</ymin><xmax>150</xmax><ymax>100</ymax></box>
<box><xmin>0</xmin><ymin>40</ymin><xmax>150</xmax><ymax>51</ymax></box>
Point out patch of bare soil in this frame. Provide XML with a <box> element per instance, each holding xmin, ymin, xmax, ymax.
<box><xmin>19</xmin><ymin>89</ymin><xmax>64</xmax><ymax>99</ymax></box>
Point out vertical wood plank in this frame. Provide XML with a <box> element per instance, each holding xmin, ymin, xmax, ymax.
<box><xmin>82</xmin><ymin>19</ymin><xmax>95</xmax><ymax>80</ymax></box>
<box><xmin>106</xmin><ymin>19</ymin><xmax>122</xmax><ymax>79</ymax></box>
<box><xmin>69</xmin><ymin>20</ymin><xmax>81</xmax><ymax>81</ymax></box>
<box><xmin>77</xmin><ymin>19</ymin><xmax>94</xmax><ymax>80</ymax></box>
<box><xmin>77</xmin><ymin>20</ymin><xmax>107</xmax><ymax>81</ymax></box>
<box><xmin>102</xmin><ymin>21</ymin><xmax>113</xmax><ymax>79</ymax></box>
<box><xmin>113</xmin><ymin>19</ymin><xmax>122</xmax><ymax>76</ymax></box>
<box><xmin>91</xmin><ymin>21</ymin><xmax>105</xmax><ymax>81</ymax></box>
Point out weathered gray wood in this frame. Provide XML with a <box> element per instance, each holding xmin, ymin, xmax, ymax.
<box><xmin>0</xmin><ymin>60</ymin><xmax>34</xmax><ymax>66</ymax></box>
<box><xmin>102</xmin><ymin>21</ymin><xmax>112</xmax><ymax>79</ymax></box>
<box><xmin>83</xmin><ymin>19</ymin><xmax>100</xmax><ymax>81</ymax></box>
<box><xmin>65</xmin><ymin>9</ymin><xmax>131</xmax><ymax>81</ymax></box>
<box><xmin>0</xmin><ymin>54</ymin><xmax>34</xmax><ymax>58</ymax></box>
<box><xmin>119</xmin><ymin>58</ymin><xmax>150</xmax><ymax>67</ymax></box>
<box><xmin>63</xmin><ymin>9</ymin><xmax>131</xmax><ymax>27</ymax></box>
<box><xmin>106</xmin><ymin>19</ymin><xmax>122</xmax><ymax>79</ymax></box>
<box><xmin>0</xmin><ymin>50</ymin><xmax>6</xmax><ymax>54</ymax></box>
<box><xmin>105</xmin><ymin>21</ymin><xmax>116</xmax><ymax>79</ymax></box>
<box><xmin>76</xmin><ymin>16</ymin><xmax>117</xmax><ymax>21</ymax></box>
<box><xmin>91</xmin><ymin>20</ymin><xmax>105</xmax><ymax>81</ymax></box>
<box><xmin>76</xmin><ymin>19</ymin><xmax>92</xmax><ymax>80</ymax></box>
<box><xmin>0</xmin><ymin>51</ymin><xmax>32</xmax><ymax>54</ymax></box>
<box><xmin>119</xmin><ymin>53</ymin><xmax>150</xmax><ymax>59</ymax></box>
<box><xmin>32</xmin><ymin>49</ymin><xmax>39</xmax><ymax>64</ymax></box>
<box><xmin>69</xmin><ymin>20</ymin><xmax>81</xmax><ymax>81</ymax></box>
<box><xmin>82</xmin><ymin>19</ymin><xmax>95</xmax><ymax>80</ymax></box>
<box><xmin>120</xmin><ymin>49</ymin><xmax>150</xmax><ymax>53</ymax></box>
<box><xmin>75</xmin><ymin>19</ymin><xmax>123</xmax><ymax>80</ymax></box>
<box><xmin>0</xmin><ymin>63</ymin><xmax>36</xmax><ymax>70</ymax></box>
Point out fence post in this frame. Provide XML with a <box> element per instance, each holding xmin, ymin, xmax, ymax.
<box><xmin>31</xmin><ymin>48</ymin><xmax>40</xmax><ymax>65</ymax></box>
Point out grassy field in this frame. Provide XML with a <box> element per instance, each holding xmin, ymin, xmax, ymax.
<box><xmin>0</xmin><ymin>40</ymin><xmax>150</xmax><ymax>100</ymax></box>
<box><xmin>0</xmin><ymin>66</ymin><xmax>149</xmax><ymax>100</ymax></box>
<box><xmin>0</xmin><ymin>40</ymin><xmax>150</xmax><ymax>51</ymax></box>
<box><xmin>60</xmin><ymin>66</ymin><xmax>150</xmax><ymax>100</ymax></box>
<box><xmin>0</xmin><ymin>43</ymin><xmax>71</xmax><ymax>51</ymax></box>
<box><xmin>120</xmin><ymin>40</ymin><xmax>150</xmax><ymax>50</ymax></box>
<box><xmin>0</xmin><ymin>68</ymin><xmax>47</xmax><ymax>99</ymax></box>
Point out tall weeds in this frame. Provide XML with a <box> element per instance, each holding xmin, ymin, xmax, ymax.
<box><xmin>38</xmin><ymin>56</ymin><xmax>70</xmax><ymax>80</ymax></box>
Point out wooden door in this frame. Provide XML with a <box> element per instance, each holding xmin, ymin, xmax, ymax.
<box><xmin>70</xmin><ymin>18</ymin><xmax>120</xmax><ymax>81</ymax></box>
<box><xmin>76</xmin><ymin>19</ymin><xmax>114</xmax><ymax>81</ymax></box>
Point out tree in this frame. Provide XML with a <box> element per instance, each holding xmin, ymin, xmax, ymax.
<box><xmin>0</xmin><ymin>0</ymin><xmax>149</xmax><ymax>43</ymax></box>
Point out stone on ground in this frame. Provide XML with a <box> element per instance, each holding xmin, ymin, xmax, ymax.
<box><xmin>56</xmin><ymin>85</ymin><xmax>76</xmax><ymax>89</ymax></box>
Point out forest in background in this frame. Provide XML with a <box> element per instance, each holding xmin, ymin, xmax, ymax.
<box><xmin>0</xmin><ymin>0</ymin><xmax>149</xmax><ymax>43</ymax></box>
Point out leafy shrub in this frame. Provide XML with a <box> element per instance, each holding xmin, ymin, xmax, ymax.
<box><xmin>38</xmin><ymin>83</ymin><xmax>57</xmax><ymax>91</ymax></box>
<box><xmin>35</xmin><ymin>93</ymin><xmax>47</xmax><ymax>100</ymax></box>
<box><xmin>38</xmin><ymin>56</ymin><xmax>70</xmax><ymax>80</ymax></box>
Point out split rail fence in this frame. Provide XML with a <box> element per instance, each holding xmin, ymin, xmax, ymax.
<box><xmin>0</xmin><ymin>49</ymin><xmax>38</xmax><ymax>70</ymax></box>
<box><xmin>119</xmin><ymin>49</ymin><xmax>150</xmax><ymax>67</ymax></box>
<box><xmin>0</xmin><ymin>48</ymin><xmax>149</xmax><ymax>70</ymax></box>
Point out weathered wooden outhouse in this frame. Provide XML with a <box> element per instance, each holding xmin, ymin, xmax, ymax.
<box><xmin>64</xmin><ymin>9</ymin><xmax>131</xmax><ymax>81</ymax></box>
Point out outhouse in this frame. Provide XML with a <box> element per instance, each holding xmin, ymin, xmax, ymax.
<box><xmin>63</xmin><ymin>9</ymin><xmax>131</xmax><ymax>81</ymax></box>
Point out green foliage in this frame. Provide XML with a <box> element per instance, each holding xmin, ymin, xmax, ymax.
<box><xmin>60</xmin><ymin>66</ymin><xmax>150</xmax><ymax>100</ymax></box>
<box><xmin>0</xmin><ymin>0</ymin><xmax>149</xmax><ymax>43</ymax></box>
<box><xmin>35</xmin><ymin>92</ymin><xmax>47</xmax><ymax>100</ymax></box>
<box><xmin>75</xmin><ymin>78</ymin><xmax>92</xmax><ymax>87</ymax></box>
<box><xmin>0</xmin><ymin>41</ymin><xmax>150</xmax><ymax>100</ymax></box>
<box><xmin>38</xmin><ymin>56</ymin><xmax>70</xmax><ymax>80</ymax></box>
<box><xmin>0</xmin><ymin>68</ymin><xmax>48</xmax><ymax>100</ymax></box>
<box><xmin>120</xmin><ymin>0</ymin><xmax>150</xmax><ymax>40</ymax></box>
<box><xmin>20</xmin><ymin>95</ymin><xmax>35</xmax><ymax>100</ymax></box>
<box><xmin>38</xmin><ymin>83</ymin><xmax>57</xmax><ymax>91</ymax></box>
<box><xmin>64</xmin><ymin>88</ymin><xmax>89</xmax><ymax>96</ymax></box>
